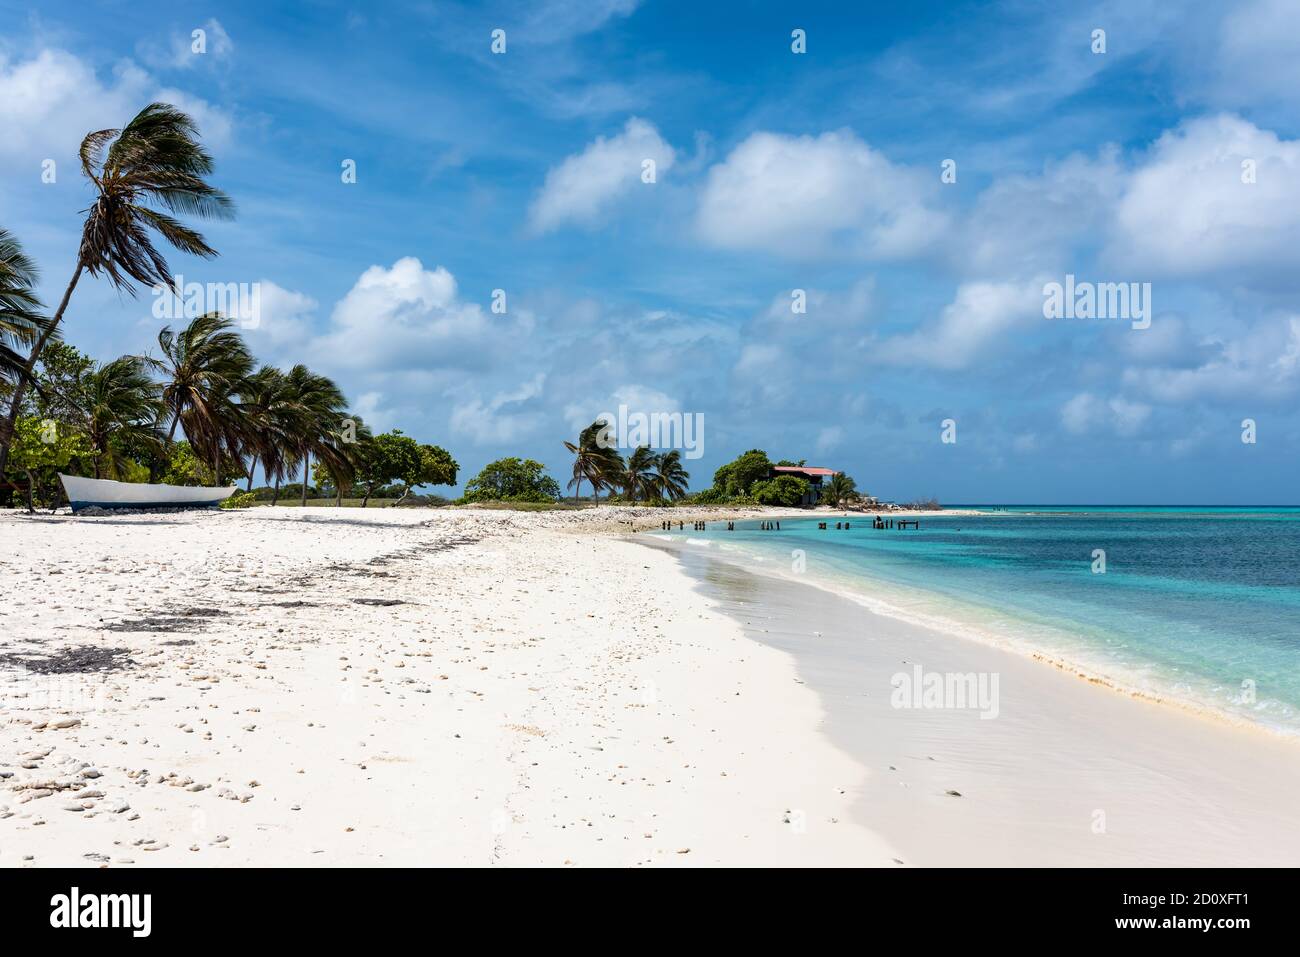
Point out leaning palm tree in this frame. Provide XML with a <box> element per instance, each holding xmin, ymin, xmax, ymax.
<box><xmin>237</xmin><ymin>365</ymin><xmax>292</xmax><ymax>492</ymax></box>
<box><xmin>280</xmin><ymin>364</ymin><xmax>348</xmax><ymax>507</ymax></box>
<box><xmin>0</xmin><ymin>102</ymin><xmax>233</xmax><ymax>477</ymax></box>
<box><xmin>0</xmin><ymin>229</ymin><xmax>47</xmax><ymax>415</ymax></box>
<box><xmin>79</xmin><ymin>356</ymin><xmax>166</xmax><ymax>479</ymax></box>
<box><xmin>619</xmin><ymin>446</ymin><xmax>658</xmax><ymax>502</ymax></box>
<box><xmin>650</xmin><ymin>449</ymin><xmax>691</xmax><ymax>501</ymax></box>
<box><xmin>147</xmin><ymin>312</ymin><xmax>254</xmax><ymax>484</ymax></box>
<box><xmin>563</xmin><ymin>419</ymin><xmax>622</xmax><ymax>502</ymax></box>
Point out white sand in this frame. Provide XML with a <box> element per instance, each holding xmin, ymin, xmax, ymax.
<box><xmin>7</xmin><ymin>504</ymin><xmax>1297</xmax><ymax>868</ymax></box>
<box><xmin>0</xmin><ymin>507</ymin><xmax>895</xmax><ymax>867</ymax></box>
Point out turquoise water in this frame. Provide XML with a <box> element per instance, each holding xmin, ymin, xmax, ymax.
<box><xmin>665</xmin><ymin>509</ymin><xmax>1300</xmax><ymax>733</ymax></box>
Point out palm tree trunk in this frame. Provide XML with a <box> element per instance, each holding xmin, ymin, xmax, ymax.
<box><xmin>167</xmin><ymin>412</ymin><xmax>181</xmax><ymax>443</ymax></box>
<box><xmin>22</xmin><ymin>469</ymin><xmax>35</xmax><ymax>514</ymax></box>
<box><xmin>575</xmin><ymin>477</ymin><xmax>582</xmax><ymax>503</ymax></box>
<box><xmin>0</xmin><ymin>263</ymin><xmax>85</xmax><ymax>477</ymax></box>
<box><xmin>245</xmin><ymin>453</ymin><xmax>258</xmax><ymax>492</ymax></box>
<box><xmin>336</xmin><ymin>484</ymin><xmax>343</xmax><ymax>507</ymax></box>
<box><xmin>271</xmin><ymin>476</ymin><xmax>281</xmax><ymax>506</ymax></box>
<box><xmin>301</xmin><ymin>451</ymin><xmax>309</xmax><ymax>507</ymax></box>
<box><xmin>361</xmin><ymin>485</ymin><xmax>371</xmax><ymax>508</ymax></box>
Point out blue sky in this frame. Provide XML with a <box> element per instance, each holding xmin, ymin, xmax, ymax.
<box><xmin>2</xmin><ymin>0</ymin><xmax>1299</xmax><ymax>503</ymax></box>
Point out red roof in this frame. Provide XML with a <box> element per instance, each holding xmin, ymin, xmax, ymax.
<box><xmin>772</xmin><ymin>466</ymin><xmax>839</xmax><ymax>477</ymax></box>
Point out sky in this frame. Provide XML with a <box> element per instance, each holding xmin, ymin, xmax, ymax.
<box><xmin>1</xmin><ymin>0</ymin><xmax>1299</xmax><ymax>504</ymax></box>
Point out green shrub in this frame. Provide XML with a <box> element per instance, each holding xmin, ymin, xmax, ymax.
<box><xmin>219</xmin><ymin>491</ymin><xmax>258</xmax><ymax>510</ymax></box>
<box><xmin>750</xmin><ymin>475</ymin><xmax>809</xmax><ymax>507</ymax></box>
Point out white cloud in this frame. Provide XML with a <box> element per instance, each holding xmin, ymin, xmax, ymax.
<box><xmin>958</xmin><ymin>148</ymin><xmax>1124</xmax><ymax>277</ymax></box>
<box><xmin>1061</xmin><ymin>393</ymin><xmax>1152</xmax><ymax>436</ymax></box>
<box><xmin>873</xmin><ymin>280</ymin><xmax>1043</xmax><ymax>370</ymax></box>
<box><xmin>1108</xmin><ymin>114</ymin><xmax>1300</xmax><ymax>278</ymax></box>
<box><xmin>449</xmin><ymin>373</ymin><xmax>547</xmax><ymax>444</ymax></box>
<box><xmin>0</xmin><ymin>49</ymin><xmax>232</xmax><ymax>164</ymax></box>
<box><xmin>312</xmin><ymin>257</ymin><xmax>508</xmax><ymax>372</ymax></box>
<box><xmin>696</xmin><ymin>130</ymin><xmax>947</xmax><ymax>259</ymax></box>
<box><xmin>1122</xmin><ymin>316</ymin><xmax>1300</xmax><ymax>402</ymax></box>
<box><xmin>243</xmin><ymin>281</ymin><xmax>317</xmax><ymax>350</ymax></box>
<box><xmin>529</xmin><ymin>117</ymin><xmax>675</xmax><ymax>232</ymax></box>
<box><xmin>1213</xmin><ymin>0</ymin><xmax>1300</xmax><ymax>109</ymax></box>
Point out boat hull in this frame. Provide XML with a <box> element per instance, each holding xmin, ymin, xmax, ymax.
<box><xmin>59</xmin><ymin>474</ymin><xmax>237</xmax><ymax>513</ymax></box>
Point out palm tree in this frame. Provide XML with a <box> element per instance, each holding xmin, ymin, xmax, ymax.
<box><xmin>237</xmin><ymin>365</ymin><xmax>292</xmax><ymax>492</ymax></box>
<box><xmin>822</xmin><ymin>472</ymin><xmax>859</xmax><ymax>508</ymax></box>
<box><xmin>563</xmin><ymin>420</ymin><xmax>622</xmax><ymax>502</ymax></box>
<box><xmin>650</xmin><ymin>449</ymin><xmax>691</xmax><ymax>501</ymax></box>
<box><xmin>318</xmin><ymin>415</ymin><xmax>372</xmax><ymax>506</ymax></box>
<box><xmin>79</xmin><ymin>356</ymin><xmax>166</xmax><ymax>479</ymax></box>
<box><xmin>0</xmin><ymin>102</ymin><xmax>233</xmax><ymax>478</ymax></box>
<box><xmin>0</xmin><ymin>229</ymin><xmax>47</xmax><ymax>412</ymax></box>
<box><xmin>148</xmin><ymin>312</ymin><xmax>254</xmax><ymax>484</ymax></box>
<box><xmin>619</xmin><ymin>446</ymin><xmax>657</xmax><ymax>501</ymax></box>
<box><xmin>280</xmin><ymin>364</ymin><xmax>348</xmax><ymax>507</ymax></box>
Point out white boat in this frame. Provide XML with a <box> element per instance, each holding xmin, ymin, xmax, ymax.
<box><xmin>59</xmin><ymin>474</ymin><xmax>237</xmax><ymax>513</ymax></box>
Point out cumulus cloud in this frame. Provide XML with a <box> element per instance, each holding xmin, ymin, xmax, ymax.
<box><xmin>0</xmin><ymin>48</ymin><xmax>231</xmax><ymax>164</ymax></box>
<box><xmin>529</xmin><ymin>117</ymin><xmax>675</xmax><ymax>232</ymax></box>
<box><xmin>873</xmin><ymin>280</ymin><xmax>1043</xmax><ymax>370</ymax></box>
<box><xmin>1108</xmin><ymin>114</ymin><xmax>1300</xmax><ymax>278</ymax></box>
<box><xmin>312</xmin><ymin>257</ymin><xmax>512</xmax><ymax>372</ymax></box>
<box><xmin>696</xmin><ymin>130</ymin><xmax>947</xmax><ymax>259</ymax></box>
<box><xmin>241</xmin><ymin>281</ymin><xmax>317</xmax><ymax>350</ymax></box>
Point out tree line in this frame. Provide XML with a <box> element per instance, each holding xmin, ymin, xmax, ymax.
<box><xmin>0</xmin><ymin>102</ymin><xmax>455</xmax><ymax>512</ymax></box>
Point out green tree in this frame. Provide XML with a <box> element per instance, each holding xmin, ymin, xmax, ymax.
<box><xmin>5</xmin><ymin>417</ymin><xmax>93</xmax><ymax>512</ymax></box>
<box><xmin>563</xmin><ymin>419</ymin><xmax>623</xmax><ymax>502</ymax></box>
<box><xmin>618</xmin><ymin>445</ymin><xmax>658</xmax><ymax>501</ymax></box>
<box><xmin>650</xmin><ymin>449</ymin><xmax>690</xmax><ymax>501</ymax></box>
<box><xmin>352</xmin><ymin>430</ymin><xmax>421</xmax><ymax>507</ymax></box>
<box><xmin>239</xmin><ymin>365</ymin><xmax>294</xmax><ymax>493</ymax></box>
<box><xmin>78</xmin><ymin>356</ymin><xmax>166</xmax><ymax>480</ymax></box>
<box><xmin>712</xmin><ymin>449</ymin><xmax>772</xmax><ymax>497</ymax></box>
<box><xmin>750</xmin><ymin>474</ymin><xmax>810</xmax><ymax>507</ymax></box>
<box><xmin>390</xmin><ymin>443</ymin><xmax>458</xmax><ymax>505</ymax></box>
<box><xmin>30</xmin><ymin>342</ymin><xmax>96</xmax><ymax>425</ymax></box>
<box><xmin>149</xmin><ymin>312</ymin><xmax>253</xmax><ymax>483</ymax></box>
<box><xmin>159</xmin><ymin>440</ymin><xmax>243</xmax><ymax>487</ymax></box>
<box><xmin>821</xmin><ymin>473</ymin><xmax>858</xmax><ymax>508</ymax></box>
<box><xmin>0</xmin><ymin>103</ymin><xmax>233</xmax><ymax>478</ymax></box>
<box><xmin>280</xmin><ymin>364</ymin><xmax>348</xmax><ymax>507</ymax></box>
<box><xmin>462</xmin><ymin>457</ymin><xmax>560</xmax><ymax>503</ymax></box>
<box><xmin>0</xmin><ymin>229</ymin><xmax>46</xmax><ymax>406</ymax></box>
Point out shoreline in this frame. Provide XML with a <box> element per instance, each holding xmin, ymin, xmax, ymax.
<box><xmin>640</xmin><ymin>534</ymin><xmax>1300</xmax><ymax>866</ymax></box>
<box><xmin>635</xmin><ymin>522</ymin><xmax>1300</xmax><ymax>743</ymax></box>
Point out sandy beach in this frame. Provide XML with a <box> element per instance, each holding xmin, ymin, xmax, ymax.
<box><xmin>4</xmin><ymin>505</ymin><xmax>1300</xmax><ymax>868</ymax></box>
<box><xmin>0</xmin><ymin>506</ymin><xmax>894</xmax><ymax>867</ymax></box>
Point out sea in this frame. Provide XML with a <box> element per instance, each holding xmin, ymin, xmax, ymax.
<box><xmin>656</xmin><ymin>506</ymin><xmax>1300</xmax><ymax>734</ymax></box>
